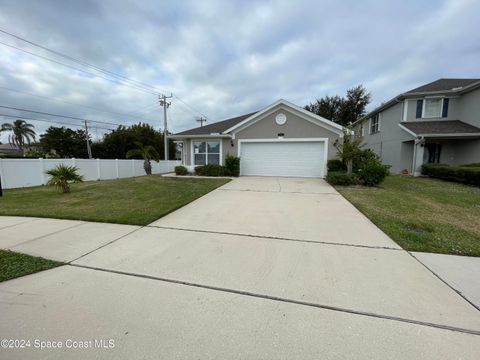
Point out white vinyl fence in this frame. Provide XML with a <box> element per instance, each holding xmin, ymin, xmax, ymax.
<box><xmin>0</xmin><ymin>158</ymin><xmax>181</xmax><ymax>189</ymax></box>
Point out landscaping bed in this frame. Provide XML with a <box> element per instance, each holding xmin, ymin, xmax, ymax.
<box><xmin>0</xmin><ymin>175</ymin><xmax>230</xmax><ymax>225</ymax></box>
<box><xmin>336</xmin><ymin>175</ymin><xmax>480</xmax><ymax>256</ymax></box>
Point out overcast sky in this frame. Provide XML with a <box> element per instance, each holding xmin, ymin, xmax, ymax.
<box><xmin>0</xmin><ymin>0</ymin><xmax>479</xmax><ymax>142</ymax></box>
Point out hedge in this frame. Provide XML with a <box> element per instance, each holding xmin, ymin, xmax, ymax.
<box><xmin>174</xmin><ymin>165</ymin><xmax>188</xmax><ymax>176</ymax></box>
<box><xmin>195</xmin><ymin>164</ymin><xmax>227</xmax><ymax>177</ymax></box>
<box><xmin>225</xmin><ymin>155</ymin><xmax>240</xmax><ymax>177</ymax></box>
<box><xmin>327</xmin><ymin>159</ymin><xmax>345</xmax><ymax>172</ymax></box>
<box><xmin>422</xmin><ymin>163</ymin><xmax>480</xmax><ymax>186</ymax></box>
<box><xmin>326</xmin><ymin>171</ymin><xmax>356</xmax><ymax>186</ymax></box>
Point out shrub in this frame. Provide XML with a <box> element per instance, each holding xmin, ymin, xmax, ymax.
<box><xmin>225</xmin><ymin>155</ymin><xmax>240</xmax><ymax>177</ymax></box>
<box><xmin>422</xmin><ymin>163</ymin><xmax>480</xmax><ymax>186</ymax></box>
<box><xmin>357</xmin><ymin>161</ymin><xmax>390</xmax><ymax>186</ymax></box>
<box><xmin>461</xmin><ymin>163</ymin><xmax>480</xmax><ymax>168</ymax></box>
<box><xmin>45</xmin><ymin>164</ymin><xmax>84</xmax><ymax>193</ymax></box>
<box><xmin>174</xmin><ymin>165</ymin><xmax>188</xmax><ymax>176</ymax></box>
<box><xmin>326</xmin><ymin>171</ymin><xmax>356</xmax><ymax>186</ymax></box>
<box><xmin>195</xmin><ymin>164</ymin><xmax>227</xmax><ymax>177</ymax></box>
<box><xmin>353</xmin><ymin>149</ymin><xmax>380</xmax><ymax>172</ymax></box>
<box><xmin>327</xmin><ymin>159</ymin><xmax>345</xmax><ymax>172</ymax></box>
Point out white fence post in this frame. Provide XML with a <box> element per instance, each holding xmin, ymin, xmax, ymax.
<box><xmin>39</xmin><ymin>158</ymin><xmax>46</xmax><ymax>185</ymax></box>
<box><xmin>72</xmin><ymin>158</ymin><xmax>76</xmax><ymax>167</ymax></box>
<box><xmin>96</xmin><ymin>158</ymin><xmax>101</xmax><ymax>180</ymax></box>
<box><xmin>131</xmin><ymin>159</ymin><xmax>135</xmax><ymax>177</ymax></box>
<box><xmin>0</xmin><ymin>159</ymin><xmax>5</xmax><ymax>189</ymax></box>
<box><xmin>115</xmin><ymin>159</ymin><xmax>119</xmax><ymax>179</ymax></box>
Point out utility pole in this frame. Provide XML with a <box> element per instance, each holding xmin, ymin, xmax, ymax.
<box><xmin>159</xmin><ymin>93</ymin><xmax>173</xmax><ymax>160</ymax></box>
<box><xmin>196</xmin><ymin>116</ymin><xmax>207</xmax><ymax>127</ymax></box>
<box><xmin>84</xmin><ymin>120</ymin><xmax>92</xmax><ymax>159</ymax></box>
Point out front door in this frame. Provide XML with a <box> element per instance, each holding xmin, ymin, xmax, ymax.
<box><xmin>424</xmin><ymin>143</ymin><xmax>442</xmax><ymax>164</ymax></box>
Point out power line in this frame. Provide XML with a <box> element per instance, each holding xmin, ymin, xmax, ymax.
<box><xmin>0</xmin><ymin>28</ymin><xmax>170</xmax><ymax>95</ymax></box>
<box><xmin>0</xmin><ymin>28</ymin><xmax>210</xmax><ymax>119</ymax></box>
<box><xmin>0</xmin><ymin>105</ymin><xmax>123</xmax><ymax>127</ymax></box>
<box><xmin>0</xmin><ymin>40</ymin><xmax>159</xmax><ymax>96</ymax></box>
<box><xmin>0</xmin><ymin>86</ymin><xmax>160</xmax><ymax>122</ymax></box>
<box><xmin>0</xmin><ymin>113</ymin><xmax>115</xmax><ymax>131</ymax></box>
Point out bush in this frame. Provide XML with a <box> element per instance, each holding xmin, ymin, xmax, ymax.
<box><xmin>174</xmin><ymin>165</ymin><xmax>188</xmax><ymax>176</ymax></box>
<box><xmin>326</xmin><ymin>171</ymin><xmax>356</xmax><ymax>186</ymax></box>
<box><xmin>225</xmin><ymin>155</ymin><xmax>240</xmax><ymax>177</ymax></box>
<box><xmin>195</xmin><ymin>164</ymin><xmax>227</xmax><ymax>177</ymax></box>
<box><xmin>357</xmin><ymin>161</ymin><xmax>390</xmax><ymax>186</ymax></box>
<box><xmin>327</xmin><ymin>159</ymin><xmax>345</xmax><ymax>172</ymax></box>
<box><xmin>422</xmin><ymin>163</ymin><xmax>480</xmax><ymax>186</ymax></box>
<box><xmin>354</xmin><ymin>149</ymin><xmax>380</xmax><ymax>172</ymax></box>
<box><xmin>461</xmin><ymin>163</ymin><xmax>480</xmax><ymax>168</ymax></box>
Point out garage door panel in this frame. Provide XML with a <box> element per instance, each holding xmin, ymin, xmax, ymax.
<box><xmin>240</xmin><ymin>141</ymin><xmax>325</xmax><ymax>177</ymax></box>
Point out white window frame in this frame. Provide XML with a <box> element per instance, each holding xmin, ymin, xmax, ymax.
<box><xmin>422</xmin><ymin>97</ymin><xmax>444</xmax><ymax>119</ymax></box>
<box><xmin>370</xmin><ymin>114</ymin><xmax>380</xmax><ymax>134</ymax></box>
<box><xmin>191</xmin><ymin>139</ymin><xmax>222</xmax><ymax>166</ymax></box>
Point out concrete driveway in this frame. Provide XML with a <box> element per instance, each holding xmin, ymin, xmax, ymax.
<box><xmin>1</xmin><ymin>177</ymin><xmax>480</xmax><ymax>359</ymax></box>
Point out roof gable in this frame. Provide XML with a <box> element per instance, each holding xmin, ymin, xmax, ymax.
<box><xmin>223</xmin><ymin>99</ymin><xmax>345</xmax><ymax>135</ymax></box>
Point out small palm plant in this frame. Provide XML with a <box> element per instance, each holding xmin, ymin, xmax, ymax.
<box><xmin>126</xmin><ymin>142</ymin><xmax>160</xmax><ymax>175</ymax></box>
<box><xmin>45</xmin><ymin>164</ymin><xmax>84</xmax><ymax>193</ymax></box>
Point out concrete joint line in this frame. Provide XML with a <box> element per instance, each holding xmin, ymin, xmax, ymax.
<box><xmin>408</xmin><ymin>251</ymin><xmax>480</xmax><ymax>313</ymax></box>
<box><xmin>217</xmin><ymin>188</ymin><xmax>341</xmax><ymax>196</ymax></box>
<box><xmin>147</xmin><ymin>225</ymin><xmax>401</xmax><ymax>251</ymax></box>
<box><xmin>69</xmin><ymin>264</ymin><xmax>480</xmax><ymax>336</ymax></box>
<box><xmin>68</xmin><ymin>226</ymin><xmax>144</xmax><ymax>264</ymax></box>
<box><xmin>0</xmin><ymin>217</ymin><xmax>41</xmax><ymax>231</ymax></box>
<box><xmin>8</xmin><ymin>221</ymin><xmax>86</xmax><ymax>249</ymax></box>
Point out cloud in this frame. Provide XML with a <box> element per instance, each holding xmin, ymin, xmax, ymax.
<box><xmin>0</xmin><ymin>0</ymin><xmax>479</xmax><ymax>144</ymax></box>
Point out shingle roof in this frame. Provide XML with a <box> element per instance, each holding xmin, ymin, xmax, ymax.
<box><xmin>400</xmin><ymin>120</ymin><xmax>480</xmax><ymax>135</ymax></box>
<box><xmin>406</xmin><ymin>78</ymin><xmax>480</xmax><ymax>94</ymax></box>
<box><xmin>174</xmin><ymin>112</ymin><xmax>257</xmax><ymax>136</ymax></box>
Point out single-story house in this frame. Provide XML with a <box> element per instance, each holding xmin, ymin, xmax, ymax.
<box><xmin>169</xmin><ymin>99</ymin><xmax>347</xmax><ymax>177</ymax></box>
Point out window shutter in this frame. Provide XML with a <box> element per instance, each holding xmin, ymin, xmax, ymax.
<box><xmin>416</xmin><ymin>100</ymin><xmax>423</xmax><ymax>118</ymax></box>
<box><xmin>442</xmin><ymin>98</ymin><xmax>449</xmax><ymax>118</ymax></box>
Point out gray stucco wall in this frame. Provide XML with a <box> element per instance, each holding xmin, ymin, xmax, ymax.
<box><xmin>404</xmin><ymin>97</ymin><xmax>461</xmax><ymax>121</ymax></box>
<box><xmin>357</xmin><ymin>102</ymin><xmax>415</xmax><ymax>173</ymax></box>
<box><xmin>459</xmin><ymin>90</ymin><xmax>480</xmax><ymax>127</ymax></box>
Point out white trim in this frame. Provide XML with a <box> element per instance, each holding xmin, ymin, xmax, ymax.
<box><xmin>421</xmin><ymin>97</ymin><xmax>444</xmax><ymax>119</ymax></box>
<box><xmin>416</xmin><ymin>132</ymin><xmax>480</xmax><ymax>138</ymax></box>
<box><xmin>169</xmin><ymin>134</ymin><xmax>231</xmax><ymax>139</ymax></box>
<box><xmin>398</xmin><ymin>123</ymin><xmax>418</xmax><ymax>137</ymax></box>
<box><xmin>223</xmin><ymin>99</ymin><xmax>345</xmax><ymax>135</ymax></box>
<box><xmin>190</xmin><ymin>139</ymin><xmax>223</xmax><ymax>166</ymax></box>
<box><xmin>237</xmin><ymin>138</ymin><xmax>329</xmax><ymax>178</ymax></box>
<box><xmin>402</xmin><ymin>100</ymin><xmax>408</xmax><ymax>122</ymax></box>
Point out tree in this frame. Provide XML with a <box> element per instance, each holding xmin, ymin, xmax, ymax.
<box><xmin>101</xmin><ymin>123</ymin><xmax>174</xmax><ymax>160</ymax></box>
<box><xmin>126</xmin><ymin>141</ymin><xmax>161</xmax><ymax>175</ymax></box>
<box><xmin>334</xmin><ymin>132</ymin><xmax>364</xmax><ymax>174</ymax></box>
<box><xmin>45</xmin><ymin>164</ymin><xmax>84</xmax><ymax>193</ymax></box>
<box><xmin>39</xmin><ymin>126</ymin><xmax>88</xmax><ymax>158</ymax></box>
<box><xmin>0</xmin><ymin>119</ymin><xmax>36</xmax><ymax>153</ymax></box>
<box><xmin>305</xmin><ymin>85</ymin><xmax>371</xmax><ymax>126</ymax></box>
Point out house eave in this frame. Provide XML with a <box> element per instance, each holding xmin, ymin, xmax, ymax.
<box><xmin>168</xmin><ymin>134</ymin><xmax>232</xmax><ymax>139</ymax></box>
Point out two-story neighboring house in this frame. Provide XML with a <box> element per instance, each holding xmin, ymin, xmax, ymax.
<box><xmin>352</xmin><ymin>78</ymin><xmax>480</xmax><ymax>175</ymax></box>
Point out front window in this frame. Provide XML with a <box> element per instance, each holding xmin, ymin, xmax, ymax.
<box><xmin>193</xmin><ymin>141</ymin><xmax>220</xmax><ymax>165</ymax></box>
<box><xmin>370</xmin><ymin>114</ymin><xmax>380</xmax><ymax>134</ymax></box>
<box><xmin>423</xmin><ymin>98</ymin><xmax>443</xmax><ymax>118</ymax></box>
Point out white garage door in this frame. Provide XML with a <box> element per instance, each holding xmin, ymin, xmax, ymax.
<box><xmin>240</xmin><ymin>141</ymin><xmax>326</xmax><ymax>177</ymax></box>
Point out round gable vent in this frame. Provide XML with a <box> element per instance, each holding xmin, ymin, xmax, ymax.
<box><xmin>275</xmin><ymin>113</ymin><xmax>287</xmax><ymax>125</ymax></box>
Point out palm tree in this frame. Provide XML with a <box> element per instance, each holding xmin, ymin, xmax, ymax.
<box><xmin>0</xmin><ymin>119</ymin><xmax>36</xmax><ymax>153</ymax></box>
<box><xmin>45</xmin><ymin>164</ymin><xmax>84</xmax><ymax>193</ymax></box>
<box><xmin>126</xmin><ymin>142</ymin><xmax>160</xmax><ymax>175</ymax></box>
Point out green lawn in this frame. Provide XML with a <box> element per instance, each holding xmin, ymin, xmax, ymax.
<box><xmin>0</xmin><ymin>250</ymin><xmax>63</xmax><ymax>282</ymax></box>
<box><xmin>0</xmin><ymin>175</ymin><xmax>230</xmax><ymax>225</ymax></box>
<box><xmin>336</xmin><ymin>175</ymin><xmax>480</xmax><ymax>256</ymax></box>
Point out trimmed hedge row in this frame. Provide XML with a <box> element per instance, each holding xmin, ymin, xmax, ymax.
<box><xmin>422</xmin><ymin>163</ymin><xmax>480</xmax><ymax>186</ymax></box>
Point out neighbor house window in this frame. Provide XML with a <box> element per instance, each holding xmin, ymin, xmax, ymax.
<box><xmin>416</xmin><ymin>98</ymin><xmax>449</xmax><ymax>119</ymax></box>
<box><xmin>193</xmin><ymin>141</ymin><xmax>220</xmax><ymax>165</ymax></box>
<box><xmin>370</xmin><ymin>114</ymin><xmax>380</xmax><ymax>134</ymax></box>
